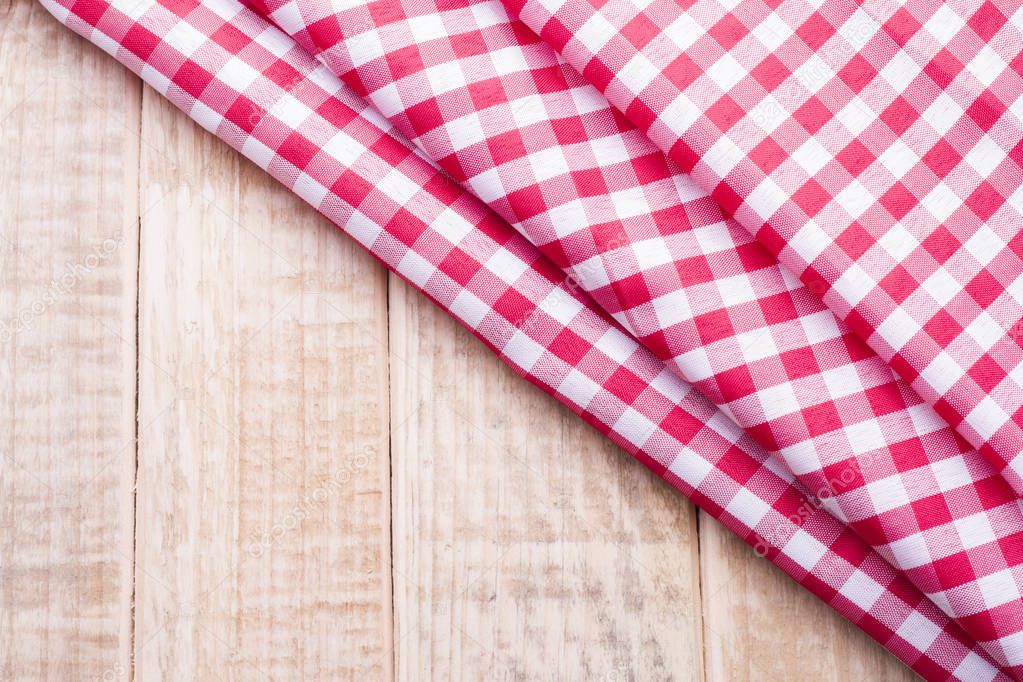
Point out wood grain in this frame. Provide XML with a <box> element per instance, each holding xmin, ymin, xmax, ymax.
<box><xmin>132</xmin><ymin>88</ymin><xmax>392</xmax><ymax>679</ymax></box>
<box><xmin>388</xmin><ymin>278</ymin><xmax>704</xmax><ymax>681</ymax></box>
<box><xmin>0</xmin><ymin>2</ymin><xmax>139</xmax><ymax>679</ymax></box>
<box><xmin>699</xmin><ymin>518</ymin><xmax>916</xmax><ymax>682</ymax></box>
<box><xmin>1</xmin><ymin>11</ymin><xmax>919</xmax><ymax>680</ymax></box>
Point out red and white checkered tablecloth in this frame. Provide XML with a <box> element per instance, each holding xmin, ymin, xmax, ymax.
<box><xmin>238</xmin><ymin>0</ymin><xmax>1023</xmax><ymax>671</ymax></box>
<box><xmin>503</xmin><ymin>0</ymin><xmax>1023</xmax><ymax>495</ymax></box>
<box><xmin>40</xmin><ymin>0</ymin><xmax>1015</xmax><ymax>677</ymax></box>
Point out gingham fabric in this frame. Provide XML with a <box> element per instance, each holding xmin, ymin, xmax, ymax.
<box><xmin>500</xmin><ymin>0</ymin><xmax>1023</xmax><ymax>497</ymax></box>
<box><xmin>40</xmin><ymin>0</ymin><xmax>1011</xmax><ymax>677</ymax></box>
<box><xmin>239</xmin><ymin>0</ymin><xmax>1023</xmax><ymax>670</ymax></box>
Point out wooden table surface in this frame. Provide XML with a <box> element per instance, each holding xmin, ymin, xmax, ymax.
<box><xmin>0</xmin><ymin>2</ymin><xmax>917</xmax><ymax>679</ymax></box>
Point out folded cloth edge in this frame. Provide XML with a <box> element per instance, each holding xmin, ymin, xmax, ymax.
<box><xmin>37</xmin><ymin>0</ymin><xmax>1010</xmax><ymax>677</ymax></box>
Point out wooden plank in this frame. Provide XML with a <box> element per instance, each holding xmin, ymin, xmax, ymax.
<box><xmin>700</xmin><ymin>516</ymin><xmax>917</xmax><ymax>681</ymax></box>
<box><xmin>387</xmin><ymin>276</ymin><xmax>705</xmax><ymax>680</ymax></box>
<box><xmin>0</xmin><ymin>2</ymin><xmax>140</xmax><ymax>679</ymax></box>
<box><xmin>133</xmin><ymin>87</ymin><xmax>393</xmax><ymax>679</ymax></box>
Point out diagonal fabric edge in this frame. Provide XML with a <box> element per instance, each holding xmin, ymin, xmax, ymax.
<box><xmin>241</xmin><ymin>0</ymin><xmax>1023</xmax><ymax>669</ymax></box>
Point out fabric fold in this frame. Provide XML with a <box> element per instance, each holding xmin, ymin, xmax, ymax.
<box><xmin>42</xmin><ymin>0</ymin><xmax>1008</xmax><ymax>677</ymax></box>
<box><xmin>242</xmin><ymin>0</ymin><xmax>1023</xmax><ymax>670</ymax></box>
<box><xmin>499</xmin><ymin>0</ymin><xmax>1023</xmax><ymax>497</ymax></box>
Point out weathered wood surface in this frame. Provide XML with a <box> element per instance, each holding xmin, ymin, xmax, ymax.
<box><xmin>0</xmin><ymin>3</ymin><xmax>140</xmax><ymax>678</ymax></box>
